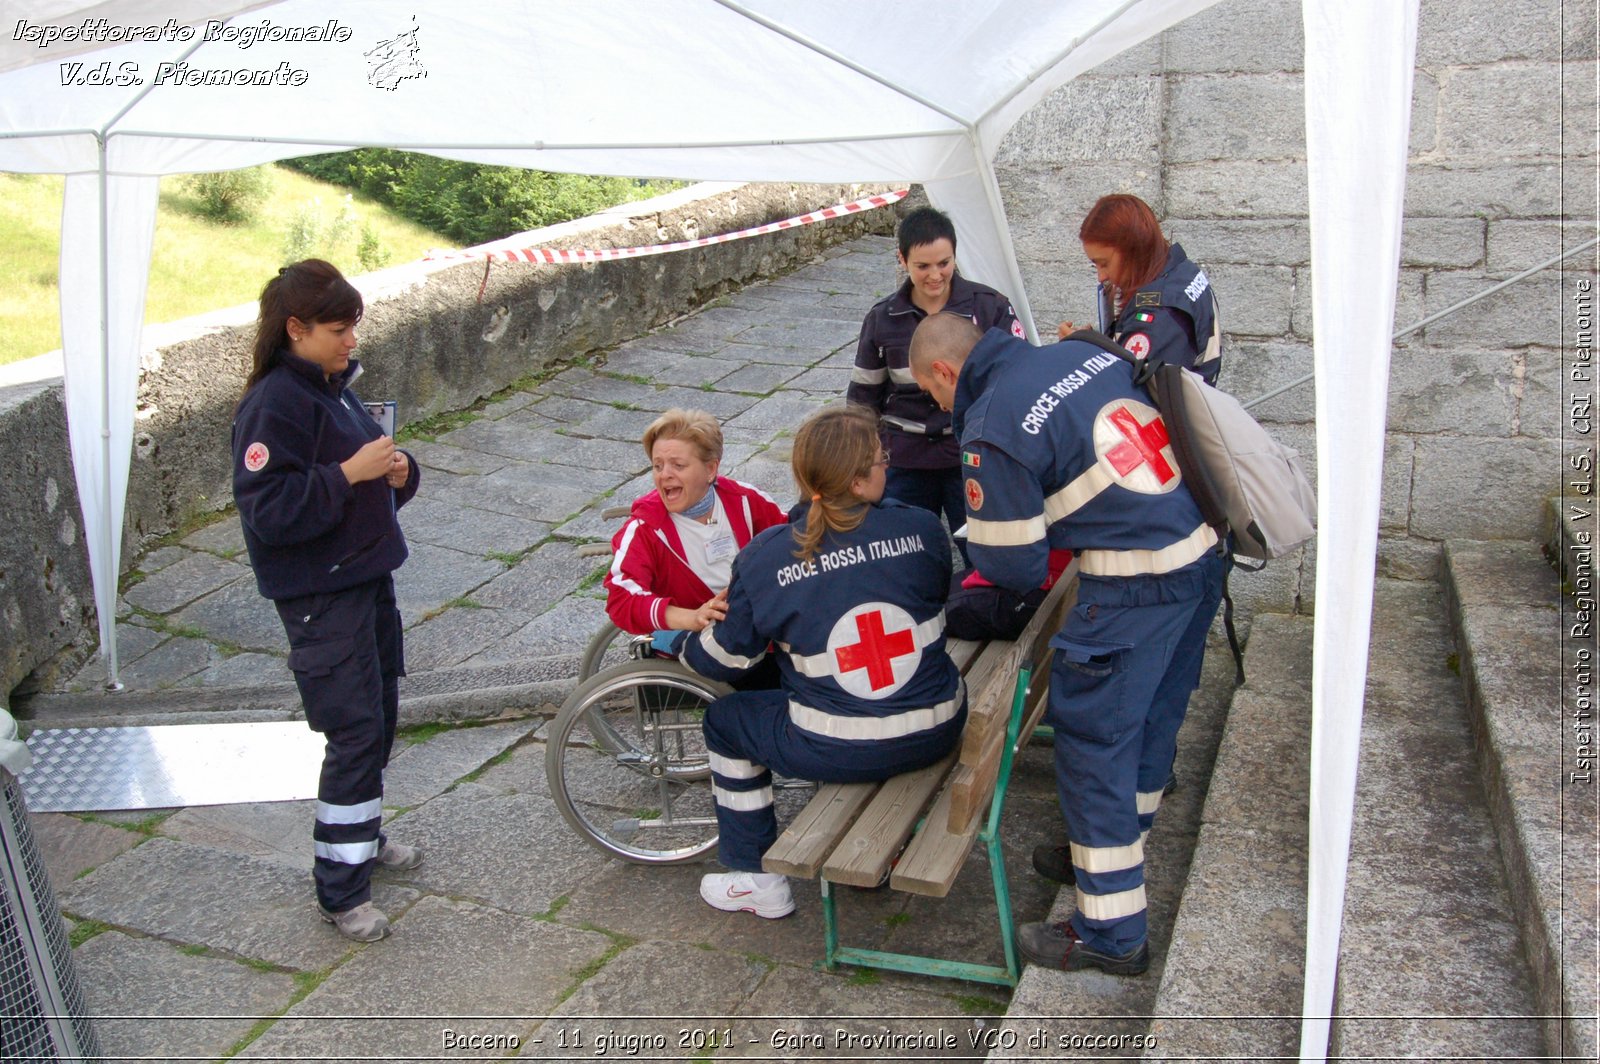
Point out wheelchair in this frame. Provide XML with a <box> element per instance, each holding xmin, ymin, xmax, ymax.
<box><xmin>546</xmin><ymin>635</ymin><xmax>730</xmax><ymax>864</ymax></box>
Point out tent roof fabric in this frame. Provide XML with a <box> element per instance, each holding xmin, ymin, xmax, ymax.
<box><xmin>0</xmin><ymin>4</ymin><xmax>1421</xmax><ymax>1060</ymax></box>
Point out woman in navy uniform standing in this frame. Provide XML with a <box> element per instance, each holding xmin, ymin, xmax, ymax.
<box><xmin>232</xmin><ymin>259</ymin><xmax>421</xmax><ymax>943</ymax></box>
<box><xmin>1058</xmin><ymin>193</ymin><xmax>1222</xmax><ymax>385</ymax></box>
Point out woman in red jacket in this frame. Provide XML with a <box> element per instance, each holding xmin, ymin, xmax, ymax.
<box><xmin>604</xmin><ymin>409</ymin><xmax>787</xmax><ymax>636</ymax></box>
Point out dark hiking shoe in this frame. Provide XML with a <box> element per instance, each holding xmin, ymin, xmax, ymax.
<box><xmin>1017</xmin><ymin>920</ymin><xmax>1148</xmax><ymax>975</ymax></box>
<box><xmin>1031</xmin><ymin>843</ymin><xmax>1076</xmax><ymax>885</ymax></box>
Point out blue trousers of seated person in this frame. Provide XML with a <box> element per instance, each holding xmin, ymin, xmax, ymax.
<box><xmin>701</xmin><ymin>690</ymin><xmax>964</xmax><ymax>872</ymax></box>
<box><xmin>1046</xmin><ymin>552</ymin><xmax>1223</xmax><ymax>958</ymax></box>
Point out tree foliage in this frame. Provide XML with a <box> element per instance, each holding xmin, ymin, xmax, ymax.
<box><xmin>285</xmin><ymin>150</ymin><xmax>679</xmax><ymax>246</ymax></box>
<box><xmin>183</xmin><ymin>166</ymin><xmax>272</xmax><ymax>224</ymax></box>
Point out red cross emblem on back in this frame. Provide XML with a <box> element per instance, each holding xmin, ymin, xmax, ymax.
<box><xmin>835</xmin><ymin>610</ymin><xmax>916</xmax><ymax>691</ymax></box>
<box><xmin>1105</xmin><ymin>405</ymin><xmax>1175</xmax><ymax>484</ymax></box>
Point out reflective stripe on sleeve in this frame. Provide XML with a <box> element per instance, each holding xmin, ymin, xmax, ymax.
<box><xmin>785</xmin><ymin>614</ymin><xmax>945</xmax><ymax>678</ymax></box>
<box><xmin>709</xmin><ymin>752</ymin><xmax>766</xmax><ymax>780</ymax></box>
<box><xmin>1078</xmin><ymin>523</ymin><xmax>1218</xmax><ymax>577</ymax></box>
<box><xmin>787</xmin><ymin>683</ymin><xmax>964</xmax><ymax>741</ymax></box>
<box><xmin>1075</xmin><ymin>883</ymin><xmax>1148</xmax><ymax>922</ymax></box>
<box><xmin>851</xmin><ymin>366</ymin><xmax>888</xmax><ymax>385</ymax></box>
<box><xmin>316</xmin><ymin>798</ymin><xmax>382</xmax><ymax>826</ymax></box>
<box><xmin>609</xmin><ymin>520</ymin><xmax>651</xmax><ymax>597</ymax></box>
<box><xmin>698</xmin><ymin>622</ymin><xmax>767</xmax><ymax>670</ymax></box>
<box><xmin>966</xmin><ymin>513</ymin><xmax>1049</xmax><ymax>548</ymax></box>
<box><xmin>314</xmin><ymin>839</ymin><xmax>380</xmax><ymax>866</ymax></box>
<box><xmin>713</xmin><ymin>784</ymin><xmax>774</xmax><ymax>812</ymax></box>
<box><xmin>888</xmin><ymin>366</ymin><xmax>917</xmax><ymax>385</ymax></box>
<box><xmin>1070</xmin><ymin>838</ymin><xmax>1144</xmax><ymax>875</ymax></box>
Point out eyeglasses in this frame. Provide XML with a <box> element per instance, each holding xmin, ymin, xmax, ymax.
<box><xmin>873</xmin><ymin>451</ymin><xmax>890</xmax><ymax>467</ymax></box>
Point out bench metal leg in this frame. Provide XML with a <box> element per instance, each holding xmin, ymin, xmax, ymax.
<box><xmin>811</xmin><ymin>666</ymin><xmax>1035</xmax><ymax>989</ymax></box>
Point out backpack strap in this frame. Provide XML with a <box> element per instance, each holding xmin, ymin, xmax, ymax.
<box><xmin>1065</xmin><ymin>328</ymin><xmax>1155</xmax><ymax>387</ymax></box>
<box><xmin>1068</xmin><ymin>329</ymin><xmax>1247</xmax><ymax>685</ymax></box>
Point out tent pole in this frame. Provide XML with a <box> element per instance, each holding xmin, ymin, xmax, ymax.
<box><xmin>969</xmin><ymin>136</ymin><xmax>1039</xmax><ymax>344</ymax></box>
<box><xmin>96</xmin><ymin>135</ymin><xmax>121</xmax><ymax>691</ymax></box>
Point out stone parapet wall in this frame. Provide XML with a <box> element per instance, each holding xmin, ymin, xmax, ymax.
<box><xmin>995</xmin><ymin>0</ymin><xmax>1595</xmax><ymax>619</ymax></box>
<box><xmin>0</xmin><ymin>181</ymin><xmax>896</xmax><ymax>698</ymax></box>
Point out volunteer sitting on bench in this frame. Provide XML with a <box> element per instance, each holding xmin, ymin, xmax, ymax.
<box><xmin>604</xmin><ymin>408</ymin><xmax>786</xmax><ymax>640</ymax></box>
<box><xmin>677</xmin><ymin>404</ymin><xmax>967</xmax><ymax>919</ymax></box>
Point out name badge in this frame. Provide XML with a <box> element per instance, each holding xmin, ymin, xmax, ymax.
<box><xmin>705</xmin><ymin>532</ymin><xmax>737</xmax><ymax>563</ymax></box>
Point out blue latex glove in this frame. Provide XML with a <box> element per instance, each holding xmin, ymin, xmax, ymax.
<box><xmin>649</xmin><ymin>629</ymin><xmax>686</xmax><ymax>657</ymax></box>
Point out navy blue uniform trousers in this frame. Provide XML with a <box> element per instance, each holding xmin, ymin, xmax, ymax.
<box><xmin>275</xmin><ymin>574</ymin><xmax>404</xmax><ymax>912</ymax></box>
<box><xmin>1046</xmin><ymin>552</ymin><xmax>1223</xmax><ymax>956</ymax></box>
<box><xmin>702</xmin><ymin>691</ymin><xmax>964</xmax><ymax>872</ymax></box>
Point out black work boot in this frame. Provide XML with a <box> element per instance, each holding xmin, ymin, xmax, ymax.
<box><xmin>1017</xmin><ymin>920</ymin><xmax>1148</xmax><ymax>975</ymax></box>
<box><xmin>1030</xmin><ymin>842</ymin><xmax>1076</xmax><ymax>885</ymax></box>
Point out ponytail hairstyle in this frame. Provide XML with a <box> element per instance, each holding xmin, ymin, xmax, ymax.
<box><xmin>243</xmin><ymin>259</ymin><xmax>364</xmax><ymax>397</ymax></box>
<box><xmin>1078</xmin><ymin>193</ymin><xmax>1169</xmax><ymax>305</ymax></box>
<box><xmin>790</xmin><ymin>405</ymin><xmax>881</xmax><ymax>563</ymax></box>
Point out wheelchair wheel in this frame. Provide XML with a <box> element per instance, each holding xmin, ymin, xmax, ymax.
<box><xmin>578</xmin><ymin>620</ymin><xmax>629</xmax><ymax>681</ymax></box>
<box><xmin>546</xmin><ymin>659</ymin><xmax>730</xmax><ymax>864</ymax></box>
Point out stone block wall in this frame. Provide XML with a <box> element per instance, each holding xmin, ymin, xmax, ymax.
<box><xmin>0</xmin><ymin>181</ymin><xmax>895</xmax><ymax>698</ymax></box>
<box><xmin>994</xmin><ymin>0</ymin><xmax>1596</xmax><ymax>618</ymax></box>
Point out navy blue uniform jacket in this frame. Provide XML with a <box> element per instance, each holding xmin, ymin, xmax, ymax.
<box><xmin>233</xmin><ymin>351</ymin><xmax>418</xmax><ymax>600</ymax></box>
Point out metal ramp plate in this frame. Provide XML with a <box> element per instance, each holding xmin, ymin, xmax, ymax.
<box><xmin>17</xmin><ymin>723</ymin><xmax>325</xmax><ymax>813</ymax></box>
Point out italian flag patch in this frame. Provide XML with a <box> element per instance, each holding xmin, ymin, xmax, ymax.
<box><xmin>1135</xmin><ymin>311</ymin><xmax>1155</xmax><ymax>323</ymax></box>
<box><xmin>962</xmin><ymin>451</ymin><xmax>981</xmax><ymax>468</ymax></box>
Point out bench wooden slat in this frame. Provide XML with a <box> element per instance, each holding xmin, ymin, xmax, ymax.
<box><xmin>946</xmin><ymin>576</ymin><xmax>1077</xmax><ymax>830</ymax></box>
<box><xmin>887</xmin><ymin>772</ymin><xmax>976</xmax><ymax>897</ymax></box>
<box><xmin>945</xmin><ymin>649</ymin><xmax>1054</xmax><ymax>830</ymax></box>
<box><xmin>761</xmin><ymin>780</ymin><xmax>878</xmax><ymax>877</ymax></box>
<box><xmin>818</xmin><ymin>750</ymin><xmax>956</xmax><ymax>887</ymax></box>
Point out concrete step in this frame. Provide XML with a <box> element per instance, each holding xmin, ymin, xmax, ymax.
<box><xmin>1445</xmin><ymin>539</ymin><xmax>1598</xmax><ymax>1061</ymax></box>
<box><xmin>1149</xmin><ymin>576</ymin><xmax>1545</xmax><ymax>1060</ymax></box>
<box><xmin>1144</xmin><ymin>611</ymin><xmax>1312</xmax><ymax>1058</ymax></box>
<box><xmin>1546</xmin><ymin>495</ymin><xmax>1593</xmax><ymax>591</ymax></box>
<box><xmin>1328</xmin><ymin>577</ymin><xmax>1540</xmax><ymax>1059</ymax></box>
<box><xmin>11</xmin><ymin>653</ymin><xmax>582</xmax><ymax>731</ymax></box>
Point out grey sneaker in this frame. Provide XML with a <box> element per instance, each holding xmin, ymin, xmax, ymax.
<box><xmin>377</xmin><ymin>840</ymin><xmax>423</xmax><ymax>872</ymax></box>
<box><xmin>318</xmin><ymin>901</ymin><xmax>390</xmax><ymax>942</ymax></box>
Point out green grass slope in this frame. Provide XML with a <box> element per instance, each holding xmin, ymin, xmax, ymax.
<box><xmin>0</xmin><ymin>166</ymin><xmax>455</xmax><ymax>366</ymax></box>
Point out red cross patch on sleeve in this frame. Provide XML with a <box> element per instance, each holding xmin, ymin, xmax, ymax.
<box><xmin>1125</xmin><ymin>333</ymin><xmax>1152</xmax><ymax>360</ymax></box>
<box><xmin>965</xmin><ymin>477</ymin><xmax>984</xmax><ymax>511</ymax></box>
<box><xmin>1011</xmin><ymin>318</ymin><xmax>1026</xmax><ymax>339</ymax></box>
<box><xmin>243</xmin><ymin>442</ymin><xmax>270</xmax><ymax>472</ymax></box>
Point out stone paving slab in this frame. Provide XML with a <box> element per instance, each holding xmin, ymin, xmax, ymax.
<box><xmin>64</xmin><ymin>622</ymin><xmax>170</xmax><ymax>689</ymax></box>
<box><xmin>405</xmin><ymin>438</ymin><xmax>510</xmax><ymax>475</ymax></box>
<box><xmin>597</xmin><ymin>340</ymin><xmax>696</xmax><ymax>377</ymax></box>
<box><xmin>715</xmin><ymin>360</ymin><xmax>808</xmax><ymax>395</ymax></box>
<box><xmin>464</xmin><ymin>594</ymin><xmax>609</xmax><ymax>665</ymax></box>
<box><xmin>28</xmin><ymin>811</ymin><xmax>144</xmax><ymax>883</ymax></box>
<box><xmin>170</xmin><ymin>574</ymin><xmax>287</xmax><ymax>654</ymax></box>
<box><xmin>721</xmin><ymin>394</ymin><xmax>830</xmax><ymax>443</ymax></box>
<box><xmin>157</xmin><ymin>799</ymin><xmax>315</xmax><ymax>870</ymax></box>
<box><xmin>640</xmin><ymin>384</ymin><xmax>763</xmax><ymax>420</ymax></box>
<box><xmin>93</xmin><ymin>633</ymin><xmax>219</xmax><ymax>689</ymax></box>
<box><xmin>381</xmin><ymin>718</ymin><xmax>537</xmax><ymax>810</ymax></box>
<box><xmin>401</xmin><ymin>603</ymin><xmax>532</xmax><ymax>671</ymax></box>
<box><xmin>60</xmin><ymin>836</ymin><xmax>419</xmax><ymax>971</ymax></box>
<box><xmin>731</xmin><ymin>318</ymin><xmax>860</xmax><ymax>352</ymax></box>
<box><xmin>176</xmin><ymin>650</ymin><xmax>285</xmax><ymax>688</ymax></box>
<box><xmin>392</xmin><ymin>540</ymin><xmax>507</xmax><ymax>621</ymax></box>
<box><xmin>473</xmin><ymin>539</ymin><xmax>597</xmax><ymax>613</ymax></box>
<box><xmin>387</xmin><ymin>782</ymin><xmax>613</xmax><ymax>916</ymax></box>
<box><xmin>237</xmin><ymin>895</ymin><xmax>612</xmax><ymax>1062</ymax></box>
<box><xmin>123</xmin><ymin>549</ymin><xmax>251</xmax><ymax>616</ymax></box>
<box><xmin>181</xmin><ymin>516</ymin><xmax>247</xmax><ymax>556</ymax></box>
<box><xmin>521</xmin><ymin>939</ymin><xmax>763</xmax><ymax>1060</ymax></box>
<box><xmin>651</xmin><ymin>352</ymin><xmax>748</xmax><ymax>389</ymax></box>
<box><xmin>395</xmin><ymin>495</ymin><xmax>551</xmax><ymax>556</ymax></box>
<box><xmin>76</xmin><ymin>930</ymin><xmax>298</xmax><ymax>1063</ymax></box>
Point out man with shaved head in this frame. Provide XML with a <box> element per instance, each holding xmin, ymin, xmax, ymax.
<box><xmin>909</xmin><ymin>313</ymin><xmax>1224</xmax><ymax>977</ymax></box>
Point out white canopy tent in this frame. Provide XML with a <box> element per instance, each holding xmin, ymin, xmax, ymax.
<box><xmin>0</xmin><ymin>2</ymin><xmax>1417</xmax><ymax>1057</ymax></box>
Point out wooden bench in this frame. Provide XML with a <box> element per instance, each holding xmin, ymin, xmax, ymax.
<box><xmin>760</xmin><ymin>566</ymin><xmax>1078</xmax><ymax>986</ymax></box>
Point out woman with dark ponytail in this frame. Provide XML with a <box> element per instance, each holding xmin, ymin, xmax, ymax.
<box><xmin>232</xmin><ymin>259</ymin><xmax>421</xmax><ymax>943</ymax></box>
<box><xmin>678</xmin><ymin>405</ymin><xmax>964</xmax><ymax>919</ymax></box>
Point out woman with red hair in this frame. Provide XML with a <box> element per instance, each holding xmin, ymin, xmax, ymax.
<box><xmin>1057</xmin><ymin>194</ymin><xmax>1222</xmax><ymax>385</ymax></box>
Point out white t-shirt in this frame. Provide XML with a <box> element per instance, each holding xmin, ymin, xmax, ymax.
<box><xmin>670</xmin><ymin>490</ymin><xmax>736</xmax><ymax>592</ymax></box>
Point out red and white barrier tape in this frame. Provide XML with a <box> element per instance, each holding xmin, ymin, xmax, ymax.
<box><xmin>425</xmin><ymin>188</ymin><xmax>908</xmax><ymax>265</ymax></box>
